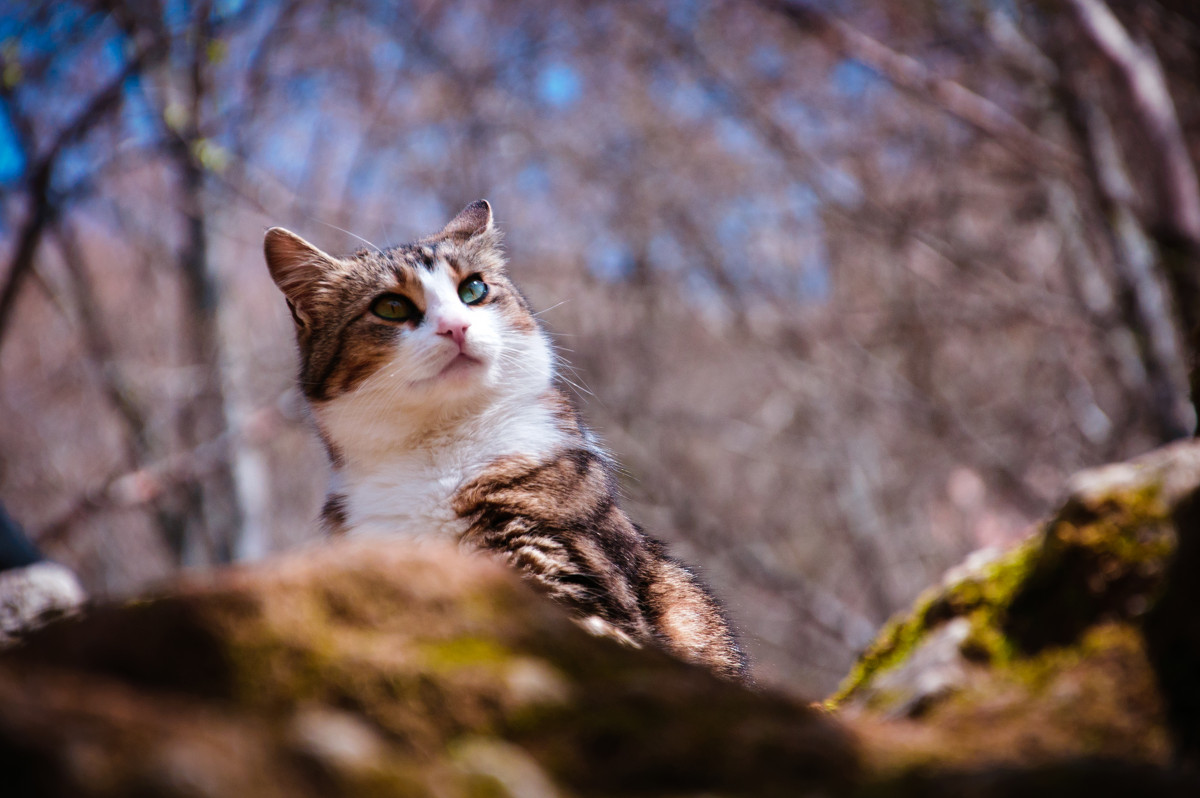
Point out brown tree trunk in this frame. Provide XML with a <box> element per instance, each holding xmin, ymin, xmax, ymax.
<box><xmin>162</xmin><ymin>3</ymin><xmax>241</xmax><ymax>566</ymax></box>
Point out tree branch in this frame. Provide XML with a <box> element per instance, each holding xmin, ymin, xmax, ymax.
<box><xmin>1067</xmin><ymin>0</ymin><xmax>1200</xmax><ymax>433</ymax></box>
<box><xmin>1067</xmin><ymin>0</ymin><xmax>1200</xmax><ymax>248</ymax></box>
<box><xmin>0</xmin><ymin>42</ymin><xmax>160</xmax><ymax>354</ymax></box>
<box><xmin>35</xmin><ymin>400</ymin><xmax>290</xmax><ymax>549</ymax></box>
<box><xmin>757</xmin><ymin>0</ymin><xmax>1079</xmax><ymax>171</ymax></box>
<box><xmin>49</xmin><ymin>223</ymin><xmax>154</xmax><ymax>460</ymax></box>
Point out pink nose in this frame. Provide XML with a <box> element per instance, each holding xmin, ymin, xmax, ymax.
<box><xmin>436</xmin><ymin>317</ymin><xmax>471</xmax><ymax>347</ymax></box>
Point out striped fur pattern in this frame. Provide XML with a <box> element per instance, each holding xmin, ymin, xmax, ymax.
<box><xmin>264</xmin><ymin>201</ymin><xmax>746</xmax><ymax>680</ymax></box>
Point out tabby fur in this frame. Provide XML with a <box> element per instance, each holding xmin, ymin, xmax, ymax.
<box><xmin>264</xmin><ymin>201</ymin><xmax>746</xmax><ymax>680</ymax></box>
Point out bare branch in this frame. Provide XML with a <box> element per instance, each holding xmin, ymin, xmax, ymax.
<box><xmin>757</xmin><ymin>0</ymin><xmax>1080</xmax><ymax>171</ymax></box>
<box><xmin>1067</xmin><ymin>0</ymin><xmax>1200</xmax><ymax>248</ymax></box>
<box><xmin>34</xmin><ymin>400</ymin><xmax>291</xmax><ymax>549</ymax></box>
<box><xmin>0</xmin><ymin>41</ymin><xmax>161</xmax><ymax>353</ymax></box>
<box><xmin>49</xmin><ymin>223</ymin><xmax>154</xmax><ymax>460</ymax></box>
<box><xmin>1066</xmin><ymin>0</ymin><xmax>1200</xmax><ymax>432</ymax></box>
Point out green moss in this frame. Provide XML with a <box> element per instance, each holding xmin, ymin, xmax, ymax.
<box><xmin>1005</xmin><ymin>483</ymin><xmax>1175</xmax><ymax>654</ymax></box>
<box><xmin>418</xmin><ymin>637</ymin><xmax>513</xmax><ymax>671</ymax></box>
<box><xmin>958</xmin><ymin>609</ymin><xmax>1013</xmax><ymax>663</ymax></box>
<box><xmin>830</xmin><ymin>475</ymin><xmax>1179</xmax><ymax>710</ymax></box>
<box><xmin>1050</xmin><ymin>481</ymin><xmax>1172</xmax><ymax>568</ymax></box>
<box><xmin>953</xmin><ymin>622</ymin><xmax>1165</xmax><ymax>758</ymax></box>
<box><xmin>215</xmin><ymin>596</ymin><xmax>345</xmax><ymax>708</ymax></box>
<box><xmin>1003</xmin><ymin>623</ymin><xmax>1140</xmax><ymax>690</ymax></box>
<box><xmin>828</xmin><ymin>537</ymin><xmax>1041</xmax><ymax>707</ymax></box>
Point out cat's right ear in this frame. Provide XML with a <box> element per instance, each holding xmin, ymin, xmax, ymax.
<box><xmin>264</xmin><ymin>227</ymin><xmax>336</xmax><ymax>328</ymax></box>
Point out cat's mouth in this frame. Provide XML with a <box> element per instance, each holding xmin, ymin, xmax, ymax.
<box><xmin>437</xmin><ymin>352</ymin><xmax>483</xmax><ymax>379</ymax></box>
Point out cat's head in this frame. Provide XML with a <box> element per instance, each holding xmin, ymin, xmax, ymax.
<box><xmin>264</xmin><ymin>201</ymin><xmax>553</xmax><ymax>429</ymax></box>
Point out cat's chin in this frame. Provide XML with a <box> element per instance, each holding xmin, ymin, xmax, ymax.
<box><xmin>437</xmin><ymin>352</ymin><xmax>484</xmax><ymax>380</ymax></box>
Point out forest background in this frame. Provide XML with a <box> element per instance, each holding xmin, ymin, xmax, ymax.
<box><xmin>3</xmin><ymin>0</ymin><xmax>1199</xmax><ymax>695</ymax></box>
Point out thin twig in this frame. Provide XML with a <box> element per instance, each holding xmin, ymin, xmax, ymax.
<box><xmin>0</xmin><ymin>41</ymin><xmax>162</xmax><ymax>354</ymax></box>
<box><xmin>757</xmin><ymin>0</ymin><xmax>1080</xmax><ymax>172</ymax></box>
<box><xmin>35</xmin><ymin>399</ymin><xmax>293</xmax><ymax>548</ymax></box>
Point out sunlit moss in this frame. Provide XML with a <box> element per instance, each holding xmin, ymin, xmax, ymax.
<box><xmin>418</xmin><ymin>637</ymin><xmax>514</xmax><ymax>671</ymax></box>
<box><xmin>829</xmin><ymin>475</ymin><xmax>1176</xmax><ymax>711</ymax></box>
<box><xmin>827</xmin><ymin>536</ymin><xmax>1041</xmax><ymax>707</ymax></box>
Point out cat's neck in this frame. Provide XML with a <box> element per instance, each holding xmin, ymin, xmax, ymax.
<box><xmin>326</xmin><ymin>389</ymin><xmax>568</xmax><ymax>473</ymax></box>
<box><xmin>316</xmin><ymin>386</ymin><xmax>572</xmax><ymax>540</ymax></box>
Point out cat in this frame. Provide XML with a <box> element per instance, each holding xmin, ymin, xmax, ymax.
<box><xmin>264</xmin><ymin>200</ymin><xmax>746</xmax><ymax>681</ymax></box>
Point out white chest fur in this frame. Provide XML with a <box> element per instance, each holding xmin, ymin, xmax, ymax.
<box><xmin>330</xmin><ymin>398</ymin><xmax>565</xmax><ymax>541</ymax></box>
<box><xmin>338</xmin><ymin>456</ymin><xmax>466</xmax><ymax>540</ymax></box>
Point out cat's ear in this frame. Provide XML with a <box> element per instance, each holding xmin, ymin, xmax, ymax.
<box><xmin>264</xmin><ymin>227</ymin><xmax>337</xmax><ymax>328</ymax></box>
<box><xmin>439</xmin><ymin>200</ymin><xmax>493</xmax><ymax>240</ymax></box>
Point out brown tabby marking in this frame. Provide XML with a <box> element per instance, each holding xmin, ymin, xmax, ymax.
<box><xmin>321</xmin><ymin>493</ymin><xmax>349</xmax><ymax>536</ymax></box>
<box><xmin>453</xmin><ymin>435</ymin><xmax>746</xmax><ymax>681</ymax></box>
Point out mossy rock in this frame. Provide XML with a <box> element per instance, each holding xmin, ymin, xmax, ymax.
<box><xmin>831</xmin><ymin>439</ymin><xmax>1200</xmax><ymax>783</ymax></box>
<box><xmin>0</xmin><ymin>540</ymin><xmax>857</xmax><ymax>797</ymax></box>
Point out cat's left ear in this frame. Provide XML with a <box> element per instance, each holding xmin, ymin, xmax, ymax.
<box><xmin>264</xmin><ymin>227</ymin><xmax>338</xmax><ymax>328</ymax></box>
<box><xmin>440</xmin><ymin>199</ymin><xmax>494</xmax><ymax>240</ymax></box>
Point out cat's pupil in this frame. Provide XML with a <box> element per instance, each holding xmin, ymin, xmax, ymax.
<box><xmin>458</xmin><ymin>277</ymin><xmax>488</xmax><ymax>305</ymax></box>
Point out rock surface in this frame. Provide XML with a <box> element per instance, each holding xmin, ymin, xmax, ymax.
<box><xmin>0</xmin><ymin>560</ymin><xmax>85</xmax><ymax>643</ymax></box>
<box><xmin>0</xmin><ymin>541</ymin><xmax>855</xmax><ymax>797</ymax></box>
<box><xmin>5</xmin><ymin>441</ymin><xmax>1200</xmax><ymax>796</ymax></box>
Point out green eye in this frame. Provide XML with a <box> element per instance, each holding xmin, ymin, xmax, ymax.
<box><xmin>370</xmin><ymin>293</ymin><xmax>415</xmax><ymax>322</ymax></box>
<box><xmin>458</xmin><ymin>277</ymin><xmax>488</xmax><ymax>305</ymax></box>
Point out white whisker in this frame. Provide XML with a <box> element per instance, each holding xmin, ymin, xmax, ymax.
<box><xmin>308</xmin><ymin>217</ymin><xmax>380</xmax><ymax>252</ymax></box>
<box><xmin>532</xmin><ymin>299</ymin><xmax>571</xmax><ymax>317</ymax></box>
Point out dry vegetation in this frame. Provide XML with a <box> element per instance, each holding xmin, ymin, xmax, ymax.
<box><xmin>2</xmin><ymin>0</ymin><xmax>1199</xmax><ymax>695</ymax></box>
